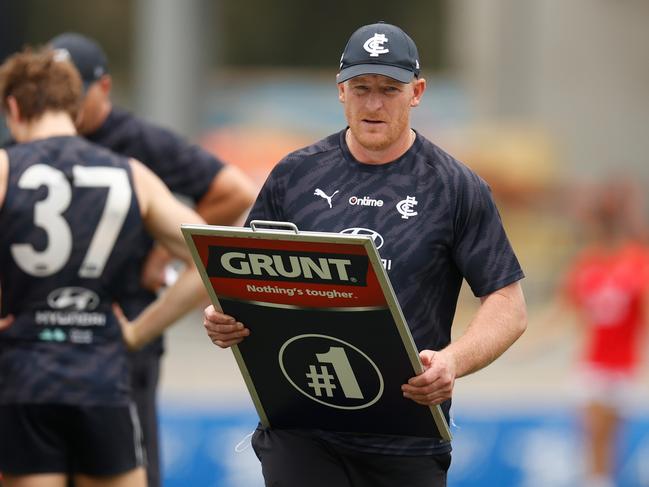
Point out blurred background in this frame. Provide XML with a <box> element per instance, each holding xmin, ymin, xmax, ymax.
<box><xmin>2</xmin><ymin>0</ymin><xmax>649</xmax><ymax>485</ymax></box>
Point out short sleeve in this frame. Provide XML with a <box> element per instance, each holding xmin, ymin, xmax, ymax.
<box><xmin>245</xmin><ymin>160</ymin><xmax>291</xmax><ymax>225</ymax></box>
<box><xmin>139</xmin><ymin>124</ymin><xmax>225</xmax><ymax>202</ymax></box>
<box><xmin>452</xmin><ymin>175</ymin><xmax>524</xmax><ymax>297</ymax></box>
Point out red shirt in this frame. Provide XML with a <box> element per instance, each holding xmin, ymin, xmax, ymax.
<box><xmin>564</xmin><ymin>242</ymin><xmax>649</xmax><ymax>372</ymax></box>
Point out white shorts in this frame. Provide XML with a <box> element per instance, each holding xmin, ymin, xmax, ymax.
<box><xmin>570</xmin><ymin>364</ymin><xmax>636</xmax><ymax>410</ymax></box>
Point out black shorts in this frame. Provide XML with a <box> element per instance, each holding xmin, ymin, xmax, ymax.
<box><xmin>252</xmin><ymin>428</ymin><xmax>452</xmax><ymax>487</ymax></box>
<box><xmin>0</xmin><ymin>403</ymin><xmax>146</xmax><ymax>476</ymax></box>
<box><xmin>129</xmin><ymin>349</ymin><xmax>162</xmax><ymax>487</ymax></box>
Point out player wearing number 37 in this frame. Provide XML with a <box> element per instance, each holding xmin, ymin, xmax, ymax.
<box><xmin>0</xmin><ymin>48</ymin><xmax>206</xmax><ymax>486</ymax></box>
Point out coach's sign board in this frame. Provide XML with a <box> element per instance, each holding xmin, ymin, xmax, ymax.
<box><xmin>182</xmin><ymin>221</ymin><xmax>451</xmax><ymax>441</ymax></box>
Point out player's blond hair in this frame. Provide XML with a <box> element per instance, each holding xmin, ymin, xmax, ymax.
<box><xmin>0</xmin><ymin>47</ymin><xmax>82</xmax><ymax>121</ymax></box>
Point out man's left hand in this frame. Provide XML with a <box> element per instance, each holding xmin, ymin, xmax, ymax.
<box><xmin>113</xmin><ymin>303</ymin><xmax>138</xmax><ymax>350</ymax></box>
<box><xmin>401</xmin><ymin>349</ymin><xmax>456</xmax><ymax>406</ymax></box>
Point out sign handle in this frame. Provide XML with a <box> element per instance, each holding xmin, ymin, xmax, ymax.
<box><xmin>250</xmin><ymin>220</ymin><xmax>299</xmax><ymax>234</ymax></box>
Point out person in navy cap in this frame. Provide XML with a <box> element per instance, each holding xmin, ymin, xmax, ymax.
<box><xmin>204</xmin><ymin>22</ymin><xmax>528</xmax><ymax>486</ymax></box>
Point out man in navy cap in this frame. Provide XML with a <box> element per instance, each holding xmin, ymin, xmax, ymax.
<box><xmin>49</xmin><ymin>32</ymin><xmax>256</xmax><ymax>487</ymax></box>
<box><xmin>203</xmin><ymin>21</ymin><xmax>527</xmax><ymax>486</ymax></box>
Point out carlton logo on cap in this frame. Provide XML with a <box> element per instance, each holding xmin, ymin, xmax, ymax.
<box><xmin>363</xmin><ymin>33</ymin><xmax>389</xmax><ymax>57</ymax></box>
<box><xmin>337</xmin><ymin>22</ymin><xmax>420</xmax><ymax>84</ymax></box>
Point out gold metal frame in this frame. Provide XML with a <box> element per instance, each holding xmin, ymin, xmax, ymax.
<box><xmin>181</xmin><ymin>221</ymin><xmax>451</xmax><ymax>441</ymax></box>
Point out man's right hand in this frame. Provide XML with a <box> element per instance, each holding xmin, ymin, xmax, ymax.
<box><xmin>203</xmin><ymin>304</ymin><xmax>250</xmax><ymax>348</ymax></box>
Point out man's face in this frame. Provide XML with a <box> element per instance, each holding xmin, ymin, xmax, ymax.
<box><xmin>75</xmin><ymin>77</ymin><xmax>109</xmax><ymax>135</ymax></box>
<box><xmin>338</xmin><ymin>74</ymin><xmax>425</xmax><ymax>152</ymax></box>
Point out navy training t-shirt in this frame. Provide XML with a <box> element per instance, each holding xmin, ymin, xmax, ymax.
<box><xmin>247</xmin><ymin>129</ymin><xmax>525</xmax><ymax>455</ymax></box>
<box><xmin>86</xmin><ymin>108</ymin><xmax>226</xmax><ymax>351</ymax></box>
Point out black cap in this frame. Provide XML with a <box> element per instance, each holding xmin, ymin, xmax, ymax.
<box><xmin>337</xmin><ymin>22</ymin><xmax>420</xmax><ymax>84</ymax></box>
<box><xmin>49</xmin><ymin>33</ymin><xmax>108</xmax><ymax>88</ymax></box>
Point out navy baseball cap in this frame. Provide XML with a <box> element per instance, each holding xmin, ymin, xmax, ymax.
<box><xmin>49</xmin><ymin>33</ymin><xmax>108</xmax><ymax>89</ymax></box>
<box><xmin>337</xmin><ymin>22</ymin><xmax>420</xmax><ymax>84</ymax></box>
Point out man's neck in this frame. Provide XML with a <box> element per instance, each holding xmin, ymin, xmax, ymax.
<box><xmin>346</xmin><ymin>128</ymin><xmax>416</xmax><ymax>165</ymax></box>
<box><xmin>83</xmin><ymin>100</ymin><xmax>113</xmax><ymax>135</ymax></box>
<box><xmin>18</xmin><ymin>111</ymin><xmax>76</xmax><ymax>142</ymax></box>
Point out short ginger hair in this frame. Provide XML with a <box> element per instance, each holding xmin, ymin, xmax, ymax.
<box><xmin>0</xmin><ymin>47</ymin><xmax>82</xmax><ymax>121</ymax></box>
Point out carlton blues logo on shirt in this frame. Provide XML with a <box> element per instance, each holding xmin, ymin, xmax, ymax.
<box><xmin>206</xmin><ymin>246</ymin><xmax>369</xmax><ymax>286</ymax></box>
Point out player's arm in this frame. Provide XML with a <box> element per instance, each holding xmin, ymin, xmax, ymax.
<box><xmin>0</xmin><ymin>149</ymin><xmax>14</xmax><ymax>330</ymax></box>
<box><xmin>402</xmin><ymin>280</ymin><xmax>527</xmax><ymax>406</ymax></box>
<box><xmin>140</xmin><ymin>165</ymin><xmax>257</xmax><ymax>291</ymax></box>
<box><xmin>196</xmin><ymin>165</ymin><xmax>257</xmax><ymax>225</ymax></box>
<box><xmin>0</xmin><ymin>148</ymin><xmax>8</xmax><ymax>210</ymax></box>
<box><xmin>0</xmin><ymin>314</ymin><xmax>12</xmax><ymax>330</ymax></box>
<box><xmin>118</xmin><ymin>158</ymin><xmax>208</xmax><ymax>349</ymax></box>
<box><xmin>0</xmin><ymin>316</ymin><xmax>12</xmax><ymax>329</ymax></box>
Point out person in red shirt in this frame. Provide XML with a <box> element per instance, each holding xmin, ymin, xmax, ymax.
<box><xmin>562</xmin><ymin>180</ymin><xmax>649</xmax><ymax>487</ymax></box>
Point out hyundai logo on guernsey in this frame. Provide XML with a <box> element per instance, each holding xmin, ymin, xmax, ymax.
<box><xmin>47</xmin><ymin>287</ymin><xmax>100</xmax><ymax>311</ymax></box>
<box><xmin>340</xmin><ymin>228</ymin><xmax>384</xmax><ymax>250</ymax></box>
<box><xmin>340</xmin><ymin>228</ymin><xmax>392</xmax><ymax>271</ymax></box>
